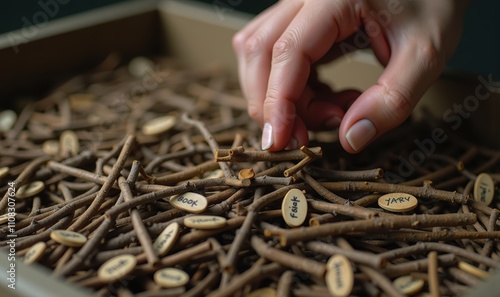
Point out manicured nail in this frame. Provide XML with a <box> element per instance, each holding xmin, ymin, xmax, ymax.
<box><xmin>346</xmin><ymin>119</ymin><xmax>376</xmax><ymax>151</ymax></box>
<box><xmin>285</xmin><ymin>138</ymin><xmax>298</xmax><ymax>150</ymax></box>
<box><xmin>261</xmin><ymin>122</ymin><xmax>273</xmax><ymax>150</ymax></box>
<box><xmin>325</xmin><ymin>116</ymin><xmax>342</xmax><ymax>129</ymax></box>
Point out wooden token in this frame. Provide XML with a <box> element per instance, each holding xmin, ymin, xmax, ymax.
<box><xmin>98</xmin><ymin>254</ymin><xmax>137</xmax><ymax>282</ymax></box>
<box><xmin>153</xmin><ymin>222</ymin><xmax>180</xmax><ymax>256</ymax></box>
<box><xmin>474</xmin><ymin>173</ymin><xmax>495</xmax><ymax>205</ymax></box>
<box><xmin>16</xmin><ymin>181</ymin><xmax>45</xmax><ymax>199</ymax></box>
<box><xmin>68</xmin><ymin>93</ymin><xmax>96</xmax><ymax>111</ymax></box>
<box><xmin>128</xmin><ymin>56</ymin><xmax>155</xmax><ymax>78</ymax></box>
<box><xmin>0</xmin><ymin>166</ymin><xmax>9</xmax><ymax>178</ymax></box>
<box><xmin>245</xmin><ymin>288</ymin><xmax>276</xmax><ymax>297</ymax></box>
<box><xmin>42</xmin><ymin>140</ymin><xmax>60</xmax><ymax>155</ymax></box>
<box><xmin>154</xmin><ymin>268</ymin><xmax>189</xmax><ymax>288</ymax></box>
<box><xmin>50</xmin><ymin>230</ymin><xmax>87</xmax><ymax>247</ymax></box>
<box><xmin>203</xmin><ymin>169</ymin><xmax>224</xmax><ymax>179</ymax></box>
<box><xmin>169</xmin><ymin>192</ymin><xmax>208</xmax><ymax>213</ymax></box>
<box><xmin>238</xmin><ymin>168</ymin><xmax>255</xmax><ymax>180</ymax></box>
<box><xmin>393</xmin><ymin>275</ymin><xmax>424</xmax><ymax>295</ymax></box>
<box><xmin>378</xmin><ymin>193</ymin><xmax>418</xmax><ymax>213</ymax></box>
<box><xmin>458</xmin><ymin>261</ymin><xmax>489</xmax><ymax>279</ymax></box>
<box><xmin>184</xmin><ymin>215</ymin><xmax>227</xmax><ymax>230</ymax></box>
<box><xmin>0</xmin><ymin>110</ymin><xmax>17</xmax><ymax>132</ymax></box>
<box><xmin>142</xmin><ymin>115</ymin><xmax>177</xmax><ymax>136</ymax></box>
<box><xmin>0</xmin><ymin>213</ymin><xmax>11</xmax><ymax>224</ymax></box>
<box><xmin>325</xmin><ymin>255</ymin><xmax>354</xmax><ymax>297</ymax></box>
<box><xmin>60</xmin><ymin>130</ymin><xmax>80</xmax><ymax>156</ymax></box>
<box><xmin>24</xmin><ymin>242</ymin><xmax>47</xmax><ymax>264</ymax></box>
<box><xmin>282</xmin><ymin>188</ymin><xmax>308</xmax><ymax>227</ymax></box>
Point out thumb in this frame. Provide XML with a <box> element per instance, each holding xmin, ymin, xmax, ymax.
<box><xmin>339</xmin><ymin>42</ymin><xmax>444</xmax><ymax>153</ymax></box>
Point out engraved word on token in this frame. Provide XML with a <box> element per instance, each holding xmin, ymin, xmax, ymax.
<box><xmin>0</xmin><ymin>167</ymin><xmax>9</xmax><ymax>179</ymax></box>
<box><xmin>24</xmin><ymin>242</ymin><xmax>47</xmax><ymax>264</ymax></box>
<box><xmin>153</xmin><ymin>222</ymin><xmax>180</xmax><ymax>256</ymax></box>
<box><xmin>393</xmin><ymin>275</ymin><xmax>424</xmax><ymax>295</ymax></box>
<box><xmin>474</xmin><ymin>173</ymin><xmax>495</xmax><ymax>206</ymax></box>
<box><xmin>16</xmin><ymin>181</ymin><xmax>45</xmax><ymax>199</ymax></box>
<box><xmin>0</xmin><ymin>110</ymin><xmax>17</xmax><ymax>132</ymax></box>
<box><xmin>458</xmin><ymin>261</ymin><xmax>489</xmax><ymax>279</ymax></box>
<box><xmin>0</xmin><ymin>213</ymin><xmax>11</xmax><ymax>225</ymax></box>
<box><xmin>50</xmin><ymin>230</ymin><xmax>87</xmax><ymax>247</ymax></box>
<box><xmin>98</xmin><ymin>254</ymin><xmax>137</xmax><ymax>282</ymax></box>
<box><xmin>60</xmin><ymin>130</ymin><xmax>80</xmax><ymax>157</ymax></box>
<box><xmin>378</xmin><ymin>193</ymin><xmax>418</xmax><ymax>213</ymax></box>
<box><xmin>184</xmin><ymin>215</ymin><xmax>227</xmax><ymax>230</ymax></box>
<box><xmin>282</xmin><ymin>188</ymin><xmax>308</xmax><ymax>227</ymax></box>
<box><xmin>169</xmin><ymin>192</ymin><xmax>207</xmax><ymax>213</ymax></box>
<box><xmin>42</xmin><ymin>140</ymin><xmax>60</xmax><ymax>156</ymax></box>
<box><xmin>245</xmin><ymin>287</ymin><xmax>277</xmax><ymax>297</ymax></box>
<box><xmin>325</xmin><ymin>255</ymin><xmax>354</xmax><ymax>297</ymax></box>
<box><xmin>154</xmin><ymin>268</ymin><xmax>189</xmax><ymax>288</ymax></box>
<box><xmin>142</xmin><ymin>115</ymin><xmax>177</xmax><ymax>136</ymax></box>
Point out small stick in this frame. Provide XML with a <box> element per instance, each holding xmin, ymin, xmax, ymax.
<box><xmin>305</xmin><ymin>240</ymin><xmax>386</xmax><ymax>268</ymax></box>
<box><xmin>182</xmin><ymin>267</ymin><xmax>220</xmax><ymax>297</ymax></box>
<box><xmin>298</xmin><ymin>171</ymin><xmax>347</xmax><ymax>204</ymax></box>
<box><xmin>309</xmin><ymin>213</ymin><xmax>336</xmax><ymax>226</ymax></box>
<box><xmin>251</xmin><ymin>236</ymin><xmax>326</xmax><ymax>279</ymax></box>
<box><xmin>279</xmin><ymin>213</ymin><xmax>477</xmax><ymax>246</ymax></box>
<box><xmin>304</xmin><ymin>166</ymin><xmax>384</xmax><ymax>181</ymax></box>
<box><xmin>382</xmin><ymin>254</ymin><xmax>456</xmax><ymax>278</ymax></box>
<box><xmin>276</xmin><ymin>270</ymin><xmax>294</xmax><ymax>297</ymax></box>
<box><xmin>308</xmin><ymin>199</ymin><xmax>379</xmax><ymax>220</ymax></box>
<box><xmin>428</xmin><ymin>251</ymin><xmax>440</xmax><ymax>297</ymax></box>
<box><xmin>215</xmin><ymin>147</ymin><xmax>322</xmax><ymax>162</ymax></box>
<box><xmin>320</xmin><ymin>181</ymin><xmax>468</xmax><ymax>204</ymax></box>
<box><xmin>358</xmin><ymin>230</ymin><xmax>500</xmax><ymax>242</ymax></box>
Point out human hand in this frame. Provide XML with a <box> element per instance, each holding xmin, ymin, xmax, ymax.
<box><xmin>233</xmin><ymin>0</ymin><xmax>470</xmax><ymax>153</ymax></box>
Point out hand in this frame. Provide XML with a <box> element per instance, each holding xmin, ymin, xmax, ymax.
<box><xmin>233</xmin><ymin>0</ymin><xmax>470</xmax><ymax>152</ymax></box>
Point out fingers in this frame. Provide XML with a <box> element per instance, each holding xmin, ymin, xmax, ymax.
<box><xmin>232</xmin><ymin>0</ymin><xmax>304</xmax><ymax>125</ymax></box>
<box><xmin>339</xmin><ymin>40</ymin><xmax>444</xmax><ymax>153</ymax></box>
<box><xmin>262</xmin><ymin>0</ymin><xmax>360</xmax><ymax>150</ymax></box>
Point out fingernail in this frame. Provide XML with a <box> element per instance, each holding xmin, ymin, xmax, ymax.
<box><xmin>285</xmin><ymin>138</ymin><xmax>298</xmax><ymax>150</ymax></box>
<box><xmin>346</xmin><ymin>119</ymin><xmax>376</xmax><ymax>151</ymax></box>
<box><xmin>261</xmin><ymin>122</ymin><xmax>273</xmax><ymax>150</ymax></box>
<box><xmin>325</xmin><ymin>116</ymin><xmax>342</xmax><ymax>129</ymax></box>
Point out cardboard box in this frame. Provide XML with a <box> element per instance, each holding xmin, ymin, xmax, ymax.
<box><xmin>0</xmin><ymin>1</ymin><xmax>497</xmax><ymax>296</ymax></box>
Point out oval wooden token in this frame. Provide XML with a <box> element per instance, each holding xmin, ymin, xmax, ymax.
<box><xmin>42</xmin><ymin>140</ymin><xmax>60</xmax><ymax>155</ymax></box>
<box><xmin>184</xmin><ymin>215</ymin><xmax>227</xmax><ymax>230</ymax></box>
<box><xmin>98</xmin><ymin>254</ymin><xmax>137</xmax><ymax>282</ymax></box>
<box><xmin>203</xmin><ymin>169</ymin><xmax>224</xmax><ymax>179</ymax></box>
<box><xmin>60</xmin><ymin>130</ymin><xmax>80</xmax><ymax>156</ymax></box>
<box><xmin>153</xmin><ymin>222</ymin><xmax>180</xmax><ymax>256</ymax></box>
<box><xmin>378</xmin><ymin>193</ymin><xmax>418</xmax><ymax>213</ymax></box>
<box><xmin>393</xmin><ymin>275</ymin><xmax>424</xmax><ymax>295</ymax></box>
<box><xmin>474</xmin><ymin>173</ymin><xmax>495</xmax><ymax>205</ymax></box>
<box><xmin>325</xmin><ymin>255</ymin><xmax>354</xmax><ymax>297</ymax></box>
<box><xmin>0</xmin><ymin>167</ymin><xmax>9</xmax><ymax>178</ymax></box>
<box><xmin>282</xmin><ymin>188</ymin><xmax>308</xmax><ymax>227</ymax></box>
<box><xmin>50</xmin><ymin>230</ymin><xmax>87</xmax><ymax>247</ymax></box>
<box><xmin>16</xmin><ymin>181</ymin><xmax>45</xmax><ymax>199</ymax></box>
<box><xmin>458</xmin><ymin>261</ymin><xmax>489</xmax><ymax>279</ymax></box>
<box><xmin>245</xmin><ymin>287</ymin><xmax>276</xmax><ymax>297</ymax></box>
<box><xmin>0</xmin><ymin>213</ymin><xmax>11</xmax><ymax>224</ymax></box>
<box><xmin>169</xmin><ymin>192</ymin><xmax>207</xmax><ymax>213</ymax></box>
<box><xmin>0</xmin><ymin>110</ymin><xmax>17</xmax><ymax>132</ymax></box>
<box><xmin>128</xmin><ymin>56</ymin><xmax>155</xmax><ymax>78</ymax></box>
<box><xmin>154</xmin><ymin>268</ymin><xmax>189</xmax><ymax>288</ymax></box>
<box><xmin>142</xmin><ymin>115</ymin><xmax>177</xmax><ymax>136</ymax></box>
<box><xmin>24</xmin><ymin>242</ymin><xmax>47</xmax><ymax>264</ymax></box>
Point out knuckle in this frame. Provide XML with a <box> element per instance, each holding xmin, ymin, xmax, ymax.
<box><xmin>383</xmin><ymin>85</ymin><xmax>413</xmax><ymax>124</ymax></box>
<box><xmin>272</xmin><ymin>34</ymin><xmax>298</xmax><ymax>63</ymax></box>
<box><xmin>243</xmin><ymin>34</ymin><xmax>266</xmax><ymax>58</ymax></box>
<box><xmin>417</xmin><ymin>42</ymin><xmax>444</xmax><ymax>74</ymax></box>
<box><xmin>232</xmin><ymin>31</ymin><xmax>247</xmax><ymax>52</ymax></box>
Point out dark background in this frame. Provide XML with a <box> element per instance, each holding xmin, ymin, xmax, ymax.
<box><xmin>1</xmin><ymin>0</ymin><xmax>498</xmax><ymax>78</ymax></box>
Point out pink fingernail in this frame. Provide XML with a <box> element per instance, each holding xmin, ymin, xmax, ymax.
<box><xmin>261</xmin><ymin>123</ymin><xmax>273</xmax><ymax>150</ymax></box>
<box><xmin>346</xmin><ymin>119</ymin><xmax>376</xmax><ymax>151</ymax></box>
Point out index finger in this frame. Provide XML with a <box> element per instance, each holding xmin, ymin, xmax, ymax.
<box><xmin>262</xmin><ymin>0</ymin><xmax>360</xmax><ymax>150</ymax></box>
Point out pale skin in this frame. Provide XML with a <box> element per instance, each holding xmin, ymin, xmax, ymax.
<box><xmin>233</xmin><ymin>0</ymin><xmax>471</xmax><ymax>153</ymax></box>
